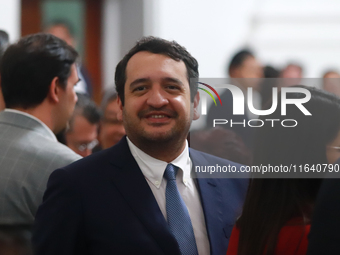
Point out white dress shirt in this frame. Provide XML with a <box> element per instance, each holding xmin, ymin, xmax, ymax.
<box><xmin>127</xmin><ymin>137</ymin><xmax>210</xmax><ymax>255</ymax></box>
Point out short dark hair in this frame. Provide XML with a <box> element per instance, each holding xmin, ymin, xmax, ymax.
<box><xmin>69</xmin><ymin>93</ymin><xmax>101</xmax><ymax>131</ymax></box>
<box><xmin>114</xmin><ymin>36</ymin><xmax>199</xmax><ymax>105</ymax></box>
<box><xmin>228</xmin><ymin>49</ymin><xmax>254</xmax><ymax>74</ymax></box>
<box><xmin>1</xmin><ymin>33</ymin><xmax>78</xmax><ymax>109</ymax></box>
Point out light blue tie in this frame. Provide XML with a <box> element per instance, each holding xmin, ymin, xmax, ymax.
<box><xmin>163</xmin><ymin>164</ymin><xmax>199</xmax><ymax>255</ymax></box>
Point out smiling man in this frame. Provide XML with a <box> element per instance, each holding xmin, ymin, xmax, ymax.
<box><xmin>33</xmin><ymin>37</ymin><xmax>248</xmax><ymax>255</ymax></box>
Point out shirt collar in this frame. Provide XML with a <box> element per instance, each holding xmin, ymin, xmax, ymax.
<box><xmin>4</xmin><ymin>109</ymin><xmax>57</xmax><ymax>142</ymax></box>
<box><xmin>127</xmin><ymin>137</ymin><xmax>191</xmax><ymax>188</ymax></box>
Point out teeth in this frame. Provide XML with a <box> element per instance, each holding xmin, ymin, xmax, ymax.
<box><xmin>151</xmin><ymin>115</ymin><xmax>166</xmax><ymax>118</ymax></box>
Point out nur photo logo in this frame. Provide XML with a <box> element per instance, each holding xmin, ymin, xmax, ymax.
<box><xmin>197</xmin><ymin>80</ymin><xmax>312</xmax><ymax>128</ymax></box>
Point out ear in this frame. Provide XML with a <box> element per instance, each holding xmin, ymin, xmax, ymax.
<box><xmin>116</xmin><ymin>96</ymin><xmax>123</xmax><ymax>121</ymax></box>
<box><xmin>193</xmin><ymin>91</ymin><xmax>200</xmax><ymax>120</ymax></box>
<box><xmin>48</xmin><ymin>77</ymin><xmax>61</xmax><ymax>103</ymax></box>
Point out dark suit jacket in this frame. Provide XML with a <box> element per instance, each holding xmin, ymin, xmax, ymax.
<box><xmin>307</xmin><ymin>158</ymin><xmax>340</xmax><ymax>255</ymax></box>
<box><xmin>32</xmin><ymin>137</ymin><xmax>248</xmax><ymax>255</ymax></box>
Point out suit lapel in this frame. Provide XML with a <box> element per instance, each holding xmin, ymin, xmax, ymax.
<box><xmin>107</xmin><ymin>138</ymin><xmax>181</xmax><ymax>255</ymax></box>
<box><xmin>190</xmin><ymin>149</ymin><xmax>225</xmax><ymax>255</ymax></box>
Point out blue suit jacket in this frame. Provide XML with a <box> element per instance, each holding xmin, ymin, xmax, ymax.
<box><xmin>33</xmin><ymin>137</ymin><xmax>248</xmax><ymax>255</ymax></box>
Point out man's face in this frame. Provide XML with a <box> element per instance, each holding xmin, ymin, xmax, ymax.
<box><xmin>66</xmin><ymin>114</ymin><xmax>99</xmax><ymax>157</ymax></box>
<box><xmin>99</xmin><ymin>99</ymin><xmax>125</xmax><ymax>149</ymax></box>
<box><xmin>119</xmin><ymin>51</ymin><xmax>199</xmax><ymax>146</ymax></box>
<box><xmin>55</xmin><ymin>64</ymin><xmax>78</xmax><ymax>133</ymax></box>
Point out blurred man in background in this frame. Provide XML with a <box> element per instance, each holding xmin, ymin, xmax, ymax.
<box><xmin>97</xmin><ymin>89</ymin><xmax>125</xmax><ymax>150</ymax></box>
<box><xmin>228</xmin><ymin>49</ymin><xmax>263</xmax><ymax>91</ymax></box>
<box><xmin>61</xmin><ymin>93</ymin><xmax>101</xmax><ymax>157</ymax></box>
<box><xmin>280</xmin><ymin>62</ymin><xmax>304</xmax><ymax>87</ymax></box>
<box><xmin>207</xmin><ymin>49</ymin><xmax>263</xmax><ymax>149</ymax></box>
<box><xmin>57</xmin><ymin>93</ymin><xmax>101</xmax><ymax>157</ymax></box>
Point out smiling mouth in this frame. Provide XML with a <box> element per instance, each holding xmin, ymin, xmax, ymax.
<box><xmin>143</xmin><ymin>112</ymin><xmax>173</xmax><ymax>125</ymax></box>
<box><xmin>138</xmin><ymin>107</ymin><xmax>178</xmax><ymax>123</ymax></box>
<box><xmin>150</xmin><ymin>115</ymin><xmax>168</xmax><ymax>119</ymax></box>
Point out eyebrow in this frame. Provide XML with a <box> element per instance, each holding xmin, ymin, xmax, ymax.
<box><xmin>162</xmin><ymin>77</ymin><xmax>184</xmax><ymax>86</ymax></box>
<box><xmin>129</xmin><ymin>77</ymin><xmax>184</xmax><ymax>89</ymax></box>
<box><xmin>129</xmin><ymin>78</ymin><xmax>150</xmax><ymax>89</ymax></box>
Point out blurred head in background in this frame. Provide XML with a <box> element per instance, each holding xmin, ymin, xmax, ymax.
<box><xmin>99</xmin><ymin>89</ymin><xmax>125</xmax><ymax>149</ymax></box>
<box><xmin>280</xmin><ymin>62</ymin><xmax>303</xmax><ymax>87</ymax></box>
<box><xmin>322</xmin><ymin>70</ymin><xmax>340</xmax><ymax>97</ymax></box>
<box><xmin>45</xmin><ymin>20</ymin><xmax>75</xmax><ymax>47</ymax></box>
<box><xmin>228</xmin><ymin>49</ymin><xmax>263</xmax><ymax>90</ymax></box>
<box><xmin>61</xmin><ymin>93</ymin><xmax>101</xmax><ymax>157</ymax></box>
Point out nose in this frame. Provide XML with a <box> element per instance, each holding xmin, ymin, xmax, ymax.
<box><xmin>146</xmin><ymin>86</ymin><xmax>169</xmax><ymax>108</ymax></box>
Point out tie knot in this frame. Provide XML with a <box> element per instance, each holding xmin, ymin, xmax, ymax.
<box><xmin>164</xmin><ymin>164</ymin><xmax>178</xmax><ymax>181</ymax></box>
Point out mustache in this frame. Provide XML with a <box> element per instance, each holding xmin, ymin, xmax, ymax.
<box><xmin>138</xmin><ymin>107</ymin><xmax>178</xmax><ymax>118</ymax></box>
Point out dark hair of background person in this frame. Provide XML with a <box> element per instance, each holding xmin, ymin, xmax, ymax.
<box><xmin>0</xmin><ymin>30</ymin><xmax>9</xmax><ymax>60</ymax></box>
<box><xmin>259</xmin><ymin>65</ymin><xmax>281</xmax><ymax>109</ymax></box>
<box><xmin>228</xmin><ymin>49</ymin><xmax>254</xmax><ymax>74</ymax></box>
<box><xmin>0</xmin><ymin>33</ymin><xmax>78</xmax><ymax>109</ymax></box>
<box><xmin>115</xmin><ymin>36</ymin><xmax>199</xmax><ymax>105</ymax></box>
<box><xmin>56</xmin><ymin>93</ymin><xmax>101</xmax><ymax>144</ymax></box>
<box><xmin>0</xmin><ymin>224</ymin><xmax>32</xmax><ymax>255</ymax></box>
<box><xmin>236</xmin><ymin>86</ymin><xmax>340</xmax><ymax>255</ymax></box>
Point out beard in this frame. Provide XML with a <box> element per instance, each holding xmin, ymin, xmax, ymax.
<box><xmin>122</xmin><ymin>106</ymin><xmax>193</xmax><ymax>150</ymax></box>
